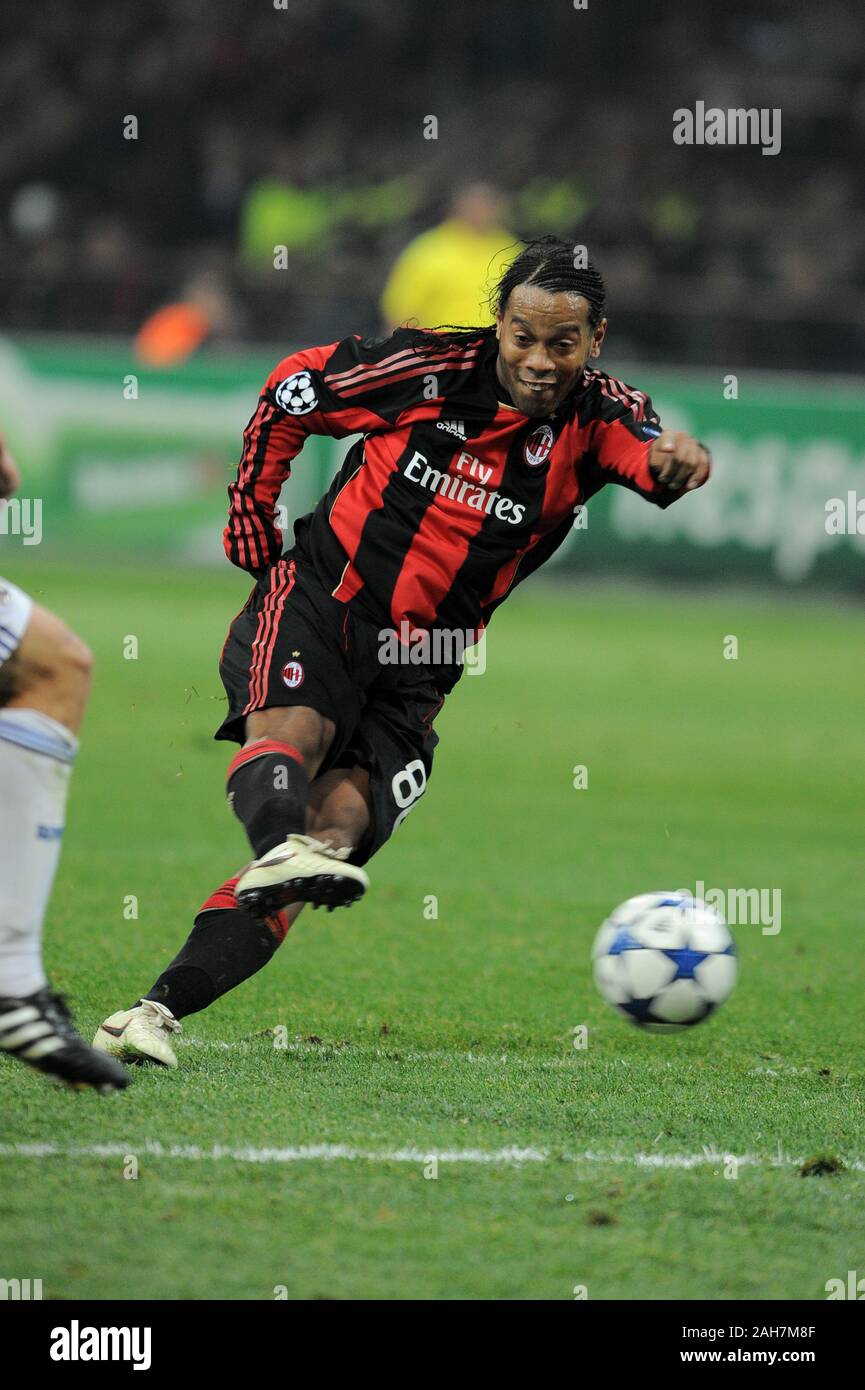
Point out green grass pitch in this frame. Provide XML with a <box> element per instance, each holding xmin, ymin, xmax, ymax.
<box><xmin>1</xmin><ymin>559</ymin><xmax>862</xmax><ymax>1300</ymax></box>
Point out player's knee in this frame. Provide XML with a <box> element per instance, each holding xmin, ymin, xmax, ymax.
<box><xmin>61</xmin><ymin>629</ymin><xmax>93</xmax><ymax>682</ymax></box>
<box><xmin>246</xmin><ymin>705</ymin><xmax>336</xmax><ymax>775</ymax></box>
<box><xmin>50</xmin><ymin>626</ymin><xmax>94</xmax><ymax>700</ymax></box>
<box><xmin>9</xmin><ymin>606</ymin><xmax>93</xmax><ymax>721</ymax></box>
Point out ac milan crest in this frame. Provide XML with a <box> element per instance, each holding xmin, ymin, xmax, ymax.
<box><xmin>524</xmin><ymin>424</ymin><xmax>554</xmax><ymax>467</ymax></box>
<box><xmin>281</xmin><ymin>660</ymin><xmax>304</xmax><ymax>689</ymax></box>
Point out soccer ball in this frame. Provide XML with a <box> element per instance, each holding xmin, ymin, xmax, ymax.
<box><xmin>592</xmin><ymin>891</ymin><xmax>737</xmax><ymax>1030</ymax></box>
<box><xmin>275</xmin><ymin>370</ymin><xmax>319</xmax><ymax>414</ymax></box>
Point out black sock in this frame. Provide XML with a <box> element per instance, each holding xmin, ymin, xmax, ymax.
<box><xmin>226</xmin><ymin>739</ymin><xmax>308</xmax><ymax>856</ymax></box>
<box><xmin>144</xmin><ymin>900</ymin><xmax>288</xmax><ymax>1020</ymax></box>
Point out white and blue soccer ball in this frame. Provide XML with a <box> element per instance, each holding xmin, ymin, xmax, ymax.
<box><xmin>592</xmin><ymin>891</ymin><xmax>737</xmax><ymax>1030</ymax></box>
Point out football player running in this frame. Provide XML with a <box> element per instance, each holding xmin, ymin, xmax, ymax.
<box><xmin>94</xmin><ymin>236</ymin><xmax>710</xmax><ymax>1069</ymax></box>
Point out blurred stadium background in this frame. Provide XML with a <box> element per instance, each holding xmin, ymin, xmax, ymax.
<box><xmin>1</xmin><ymin>0</ymin><xmax>863</xmax><ymax>595</ymax></box>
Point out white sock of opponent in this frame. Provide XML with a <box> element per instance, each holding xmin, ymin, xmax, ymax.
<box><xmin>0</xmin><ymin>709</ymin><xmax>78</xmax><ymax>997</ymax></box>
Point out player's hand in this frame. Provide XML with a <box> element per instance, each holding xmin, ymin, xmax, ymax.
<box><xmin>0</xmin><ymin>434</ymin><xmax>21</xmax><ymax>501</ymax></box>
<box><xmin>648</xmin><ymin>430</ymin><xmax>711</xmax><ymax>492</ymax></box>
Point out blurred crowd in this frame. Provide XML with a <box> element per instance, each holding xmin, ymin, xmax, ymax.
<box><xmin>1</xmin><ymin>0</ymin><xmax>864</xmax><ymax>370</ymax></box>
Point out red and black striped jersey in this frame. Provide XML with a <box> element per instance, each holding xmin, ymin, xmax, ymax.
<box><xmin>224</xmin><ymin>328</ymin><xmax>682</xmax><ymax>637</ymax></box>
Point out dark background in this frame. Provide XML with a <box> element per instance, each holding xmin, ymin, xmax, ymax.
<box><xmin>2</xmin><ymin>0</ymin><xmax>863</xmax><ymax>369</ymax></box>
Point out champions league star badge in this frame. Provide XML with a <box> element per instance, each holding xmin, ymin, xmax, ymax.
<box><xmin>524</xmin><ymin>423</ymin><xmax>554</xmax><ymax>467</ymax></box>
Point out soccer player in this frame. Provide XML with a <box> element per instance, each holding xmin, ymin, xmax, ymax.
<box><xmin>94</xmin><ymin>236</ymin><xmax>710</xmax><ymax>1068</ymax></box>
<box><xmin>0</xmin><ymin>436</ymin><xmax>128</xmax><ymax>1091</ymax></box>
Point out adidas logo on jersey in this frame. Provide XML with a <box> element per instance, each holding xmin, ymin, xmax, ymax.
<box><xmin>436</xmin><ymin>419</ymin><xmax>467</xmax><ymax>441</ymax></box>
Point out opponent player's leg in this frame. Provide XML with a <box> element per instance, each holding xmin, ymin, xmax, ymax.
<box><xmin>92</xmin><ymin>765</ymin><xmax>374</xmax><ymax>1066</ymax></box>
<box><xmin>0</xmin><ymin>592</ymin><xmax>128</xmax><ymax>1091</ymax></box>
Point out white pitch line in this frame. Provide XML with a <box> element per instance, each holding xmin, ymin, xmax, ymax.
<box><xmin>1</xmin><ymin>1141</ymin><xmax>863</xmax><ymax>1171</ymax></box>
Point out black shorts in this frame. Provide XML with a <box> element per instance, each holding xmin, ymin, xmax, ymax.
<box><xmin>216</xmin><ymin>547</ymin><xmax>460</xmax><ymax>867</ymax></box>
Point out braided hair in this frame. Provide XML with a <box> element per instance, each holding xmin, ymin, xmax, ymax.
<box><xmin>403</xmin><ymin>234</ymin><xmax>607</xmax><ymax>354</ymax></box>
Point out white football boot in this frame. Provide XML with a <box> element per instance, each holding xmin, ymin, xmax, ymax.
<box><xmin>235</xmin><ymin>833</ymin><xmax>369</xmax><ymax>917</ymax></box>
<box><xmin>92</xmin><ymin>998</ymin><xmax>181</xmax><ymax>1068</ymax></box>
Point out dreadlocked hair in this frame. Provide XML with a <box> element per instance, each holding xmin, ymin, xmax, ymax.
<box><xmin>402</xmin><ymin>235</ymin><xmax>607</xmax><ymax>355</ymax></box>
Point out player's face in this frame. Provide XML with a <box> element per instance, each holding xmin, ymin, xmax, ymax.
<box><xmin>494</xmin><ymin>286</ymin><xmax>606</xmax><ymax>417</ymax></box>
